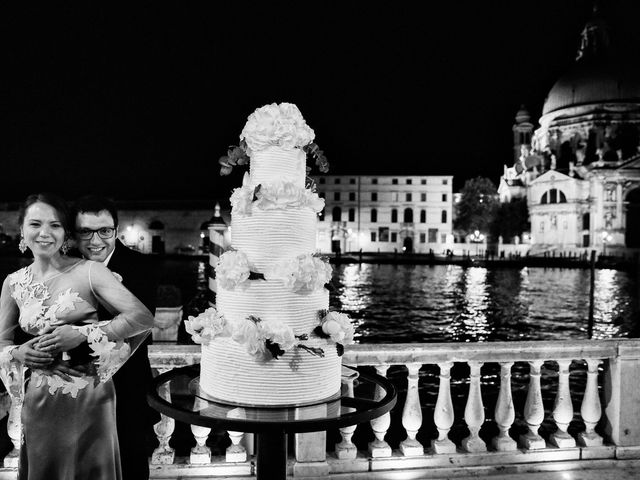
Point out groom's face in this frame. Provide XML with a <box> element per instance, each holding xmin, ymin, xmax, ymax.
<box><xmin>75</xmin><ymin>210</ymin><xmax>118</xmax><ymax>263</ymax></box>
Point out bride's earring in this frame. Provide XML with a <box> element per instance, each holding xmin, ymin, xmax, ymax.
<box><xmin>18</xmin><ymin>236</ymin><xmax>27</xmax><ymax>254</ymax></box>
<box><xmin>60</xmin><ymin>240</ymin><xmax>70</xmax><ymax>255</ymax></box>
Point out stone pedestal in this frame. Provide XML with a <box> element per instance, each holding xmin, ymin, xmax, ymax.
<box><xmin>519</xmin><ymin>432</ymin><xmax>546</xmax><ymax>450</ymax></box>
<box><xmin>400</xmin><ymin>438</ymin><xmax>424</xmax><ymax>456</ymax></box>
<box><xmin>432</xmin><ymin>438</ymin><xmax>457</xmax><ymax>454</ymax></box>
<box><xmin>368</xmin><ymin>439</ymin><xmax>392</xmax><ymax>458</ymax></box>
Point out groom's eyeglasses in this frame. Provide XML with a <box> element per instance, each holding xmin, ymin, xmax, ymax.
<box><xmin>76</xmin><ymin>227</ymin><xmax>116</xmax><ymax>240</ymax></box>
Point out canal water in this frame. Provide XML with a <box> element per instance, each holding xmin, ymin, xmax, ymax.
<box><xmin>1</xmin><ymin>257</ymin><xmax>638</xmax><ymax>453</ymax></box>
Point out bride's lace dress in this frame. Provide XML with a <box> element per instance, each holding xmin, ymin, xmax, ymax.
<box><xmin>0</xmin><ymin>260</ymin><xmax>150</xmax><ymax>480</ymax></box>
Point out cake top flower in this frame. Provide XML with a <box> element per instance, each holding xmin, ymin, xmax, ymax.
<box><xmin>241</xmin><ymin>102</ymin><xmax>315</xmax><ymax>154</ymax></box>
<box><xmin>219</xmin><ymin>102</ymin><xmax>329</xmax><ymax>176</ymax></box>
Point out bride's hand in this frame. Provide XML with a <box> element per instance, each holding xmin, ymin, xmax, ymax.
<box><xmin>43</xmin><ymin>359</ymin><xmax>88</xmax><ymax>382</ymax></box>
<box><xmin>12</xmin><ymin>337</ymin><xmax>54</xmax><ymax>368</ymax></box>
<box><xmin>36</xmin><ymin>325</ymin><xmax>86</xmax><ymax>355</ymax></box>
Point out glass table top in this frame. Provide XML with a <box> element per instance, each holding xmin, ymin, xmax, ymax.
<box><xmin>148</xmin><ymin>364</ymin><xmax>397</xmax><ymax>434</ymax></box>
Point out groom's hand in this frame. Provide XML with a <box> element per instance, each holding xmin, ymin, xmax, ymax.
<box><xmin>44</xmin><ymin>359</ymin><xmax>88</xmax><ymax>382</ymax></box>
<box><xmin>36</xmin><ymin>325</ymin><xmax>86</xmax><ymax>355</ymax></box>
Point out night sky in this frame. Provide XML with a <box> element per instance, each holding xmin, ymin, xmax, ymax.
<box><xmin>2</xmin><ymin>1</ymin><xmax>639</xmax><ymax>202</ymax></box>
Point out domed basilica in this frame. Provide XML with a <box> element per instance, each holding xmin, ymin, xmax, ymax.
<box><xmin>498</xmin><ymin>7</ymin><xmax>640</xmax><ymax>253</ymax></box>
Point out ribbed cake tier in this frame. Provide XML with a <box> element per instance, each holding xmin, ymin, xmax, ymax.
<box><xmin>200</xmin><ymin>337</ymin><xmax>342</xmax><ymax>406</ymax></box>
<box><xmin>217</xmin><ymin>282</ymin><xmax>329</xmax><ymax>333</ymax></box>
<box><xmin>249</xmin><ymin>146</ymin><xmax>306</xmax><ymax>188</ymax></box>
<box><xmin>231</xmin><ymin>208</ymin><xmax>317</xmax><ymax>272</ymax></box>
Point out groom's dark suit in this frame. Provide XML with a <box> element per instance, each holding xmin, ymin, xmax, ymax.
<box><xmin>99</xmin><ymin>241</ymin><xmax>161</xmax><ymax>480</ymax></box>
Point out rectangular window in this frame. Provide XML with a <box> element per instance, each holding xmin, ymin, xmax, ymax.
<box><xmin>334</xmin><ymin>192</ymin><xmax>340</xmax><ymax>201</ymax></box>
<box><xmin>372</xmin><ymin>178</ymin><xmax>378</xmax><ymax>184</ymax></box>
<box><xmin>406</xmin><ymin>193</ymin><xmax>412</xmax><ymax>201</ymax></box>
<box><xmin>371</xmin><ymin>231</ymin><xmax>377</xmax><ymax>242</ymax></box>
<box><xmin>349</xmin><ymin>192</ymin><xmax>356</xmax><ymax>201</ymax></box>
<box><xmin>319</xmin><ymin>178</ymin><xmax>325</xmax><ymax>184</ymax></box>
<box><xmin>441</xmin><ymin>234</ymin><xmax>447</xmax><ymax>243</ymax></box>
<box><xmin>421</xmin><ymin>179</ymin><xmax>427</xmax><ymax>185</ymax></box>
<box><xmin>421</xmin><ymin>193</ymin><xmax>426</xmax><ymax>202</ymax></box>
<box><xmin>319</xmin><ymin>192</ymin><xmax>325</xmax><ymax>198</ymax></box>
<box><xmin>428</xmin><ymin>228</ymin><xmax>438</xmax><ymax>243</ymax></box>
<box><xmin>391</xmin><ymin>232</ymin><xmax>397</xmax><ymax>242</ymax></box>
<box><xmin>392</xmin><ymin>178</ymin><xmax>398</xmax><ymax>185</ymax></box>
<box><xmin>420</xmin><ymin>233</ymin><xmax>426</xmax><ymax>243</ymax></box>
<box><xmin>378</xmin><ymin>227</ymin><xmax>389</xmax><ymax>242</ymax></box>
<box><xmin>442</xmin><ymin>193</ymin><xmax>447</xmax><ymax>202</ymax></box>
<box><xmin>371</xmin><ymin>192</ymin><xmax>378</xmax><ymax>201</ymax></box>
<box><xmin>348</xmin><ymin>209</ymin><xmax>355</xmax><ymax>222</ymax></box>
<box><xmin>540</xmin><ymin>221</ymin><xmax>545</xmax><ymax>232</ymax></box>
<box><xmin>349</xmin><ymin>178</ymin><xmax>356</xmax><ymax>184</ymax></box>
<box><xmin>406</xmin><ymin>179</ymin><xmax>412</xmax><ymax>184</ymax></box>
<box><xmin>335</xmin><ymin>178</ymin><xmax>341</xmax><ymax>184</ymax></box>
<box><xmin>442</xmin><ymin>179</ymin><xmax>448</xmax><ymax>185</ymax></box>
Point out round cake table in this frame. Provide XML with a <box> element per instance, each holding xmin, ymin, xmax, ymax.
<box><xmin>148</xmin><ymin>364</ymin><xmax>397</xmax><ymax>480</ymax></box>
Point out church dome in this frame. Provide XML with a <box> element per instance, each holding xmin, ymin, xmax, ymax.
<box><xmin>542</xmin><ymin>60</ymin><xmax>640</xmax><ymax>115</ymax></box>
<box><xmin>541</xmin><ymin>7</ymin><xmax>640</xmax><ymax>116</ymax></box>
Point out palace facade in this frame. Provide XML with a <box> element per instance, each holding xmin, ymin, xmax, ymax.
<box><xmin>498</xmin><ymin>8</ymin><xmax>640</xmax><ymax>254</ymax></box>
<box><xmin>314</xmin><ymin>175</ymin><xmax>453</xmax><ymax>254</ymax></box>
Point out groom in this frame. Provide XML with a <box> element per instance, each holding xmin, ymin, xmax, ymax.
<box><xmin>73</xmin><ymin>195</ymin><xmax>160</xmax><ymax>480</ymax></box>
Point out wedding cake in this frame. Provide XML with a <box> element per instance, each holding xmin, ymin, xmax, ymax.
<box><xmin>186</xmin><ymin>102</ymin><xmax>355</xmax><ymax>407</ymax></box>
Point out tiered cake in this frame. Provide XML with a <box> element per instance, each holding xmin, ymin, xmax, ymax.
<box><xmin>187</xmin><ymin>103</ymin><xmax>354</xmax><ymax>407</ymax></box>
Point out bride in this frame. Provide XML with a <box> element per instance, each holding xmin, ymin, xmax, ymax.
<box><xmin>0</xmin><ymin>192</ymin><xmax>154</xmax><ymax>479</ymax></box>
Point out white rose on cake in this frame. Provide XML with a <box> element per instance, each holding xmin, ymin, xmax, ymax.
<box><xmin>320</xmin><ymin>311</ymin><xmax>355</xmax><ymax>345</ymax></box>
<box><xmin>185</xmin><ymin>307</ymin><xmax>230</xmax><ymax>345</ymax></box>
<box><xmin>215</xmin><ymin>250</ymin><xmax>252</xmax><ymax>290</ymax></box>
<box><xmin>266</xmin><ymin>254</ymin><xmax>332</xmax><ymax>294</ymax></box>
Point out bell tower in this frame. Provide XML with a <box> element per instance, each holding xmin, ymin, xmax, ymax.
<box><xmin>512</xmin><ymin>105</ymin><xmax>534</xmax><ymax>164</ymax></box>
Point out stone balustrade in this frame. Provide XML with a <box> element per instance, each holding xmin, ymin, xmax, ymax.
<box><xmin>0</xmin><ymin>339</ymin><xmax>639</xmax><ymax>479</ymax></box>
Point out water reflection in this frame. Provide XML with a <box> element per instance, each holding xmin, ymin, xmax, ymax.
<box><xmin>329</xmin><ymin>264</ymin><xmax>639</xmax><ymax>343</ymax></box>
<box><xmin>445</xmin><ymin>267</ymin><xmax>492</xmax><ymax>342</ymax></box>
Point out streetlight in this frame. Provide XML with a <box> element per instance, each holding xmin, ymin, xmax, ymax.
<box><xmin>601</xmin><ymin>231</ymin><xmax>612</xmax><ymax>256</ymax></box>
<box><xmin>469</xmin><ymin>230</ymin><xmax>485</xmax><ymax>257</ymax></box>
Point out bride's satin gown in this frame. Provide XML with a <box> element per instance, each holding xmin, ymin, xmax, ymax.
<box><xmin>0</xmin><ymin>260</ymin><xmax>147</xmax><ymax>480</ymax></box>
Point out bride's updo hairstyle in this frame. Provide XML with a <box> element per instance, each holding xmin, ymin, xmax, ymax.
<box><xmin>18</xmin><ymin>192</ymin><xmax>73</xmax><ymax>237</ymax></box>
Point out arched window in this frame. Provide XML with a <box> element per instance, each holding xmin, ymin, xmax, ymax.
<box><xmin>371</xmin><ymin>208</ymin><xmax>377</xmax><ymax>223</ymax></box>
<box><xmin>420</xmin><ymin>210</ymin><xmax>426</xmax><ymax>223</ymax></box>
<box><xmin>391</xmin><ymin>209</ymin><xmax>398</xmax><ymax>223</ymax></box>
<box><xmin>542</xmin><ymin>188</ymin><xmax>567</xmax><ymax>204</ymax></box>
<box><xmin>441</xmin><ymin>210</ymin><xmax>447</xmax><ymax>223</ymax></box>
<box><xmin>558</xmin><ymin>190</ymin><xmax>567</xmax><ymax>203</ymax></box>
<box><xmin>403</xmin><ymin>208</ymin><xmax>413</xmax><ymax>223</ymax></box>
<box><xmin>332</xmin><ymin>207</ymin><xmax>342</xmax><ymax>222</ymax></box>
<box><xmin>348</xmin><ymin>208</ymin><xmax>355</xmax><ymax>222</ymax></box>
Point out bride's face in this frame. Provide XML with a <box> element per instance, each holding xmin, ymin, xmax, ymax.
<box><xmin>21</xmin><ymin>202</ymin><xmax>66</xmax><ymax>258</ymax></box>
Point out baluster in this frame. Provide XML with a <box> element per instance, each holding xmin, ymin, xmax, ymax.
<box><xmin>226</xmin><ymin>407</ymin><xmax>248</xmax><ymax>462</ymax></box>
<box><xmin>400</xmin><ymin>363</ymin><xmax>424</xmax><ymax>456</ymax></box>
<box><xmin>550</xmin><ymin>359</ymin><xmax>576</xmax><ymax>448</ymax></box>
<box><xmin>368</xmin><ymin>364</ymin><xmax>392</xmax><ymax>457</ymax></box>
<box><xmin>4</xmin><ymin>394</ymin><xmax>22</xmax><ymax>467</ymax></box>
<box><xmin>578</xmin><ymin>358</ymin><xmax>603</xmax><ymax>447</ymax></box>
<box><xmin>335</xmin><ymin>368</ymin><xmax>359</xmax><ymax>459</ymax></box>
<box><xmin>492</xmin><ymin>362</ymin><xmax>517</xmax><ymax>451</ymax></box>
<box><xmin>432</xmin><ymin>362</ymin><xmax>456</xmax><ymax>454</ymax></box>
<box><xmin>519</xmin><ymin>360</ymin><xmax>546</xmax><ymax>450</ymax></box>
<box><xmin>190</xmin><ymin>425</ymin><xmax>212</xmax><ymax>464</ymax></box>
<box><xmin>152</xmin><ymin>368</ymin><xmax>176</xmax><ymax>465</ymax></box>
<box><xmin>462</xmin><ymin>361</ymin><xmax>486</xmax><ymax>452</ymax></box>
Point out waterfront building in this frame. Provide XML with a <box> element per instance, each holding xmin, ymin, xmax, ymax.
<box><xmin>314</xmin><ymin>175</ymin><xmax>454</xmax><ymax>253</ymax></box>
<box><xmin>498</xmin><ymin>8</ymin><xmax>640</xmax><ymax>254</ymax></box>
